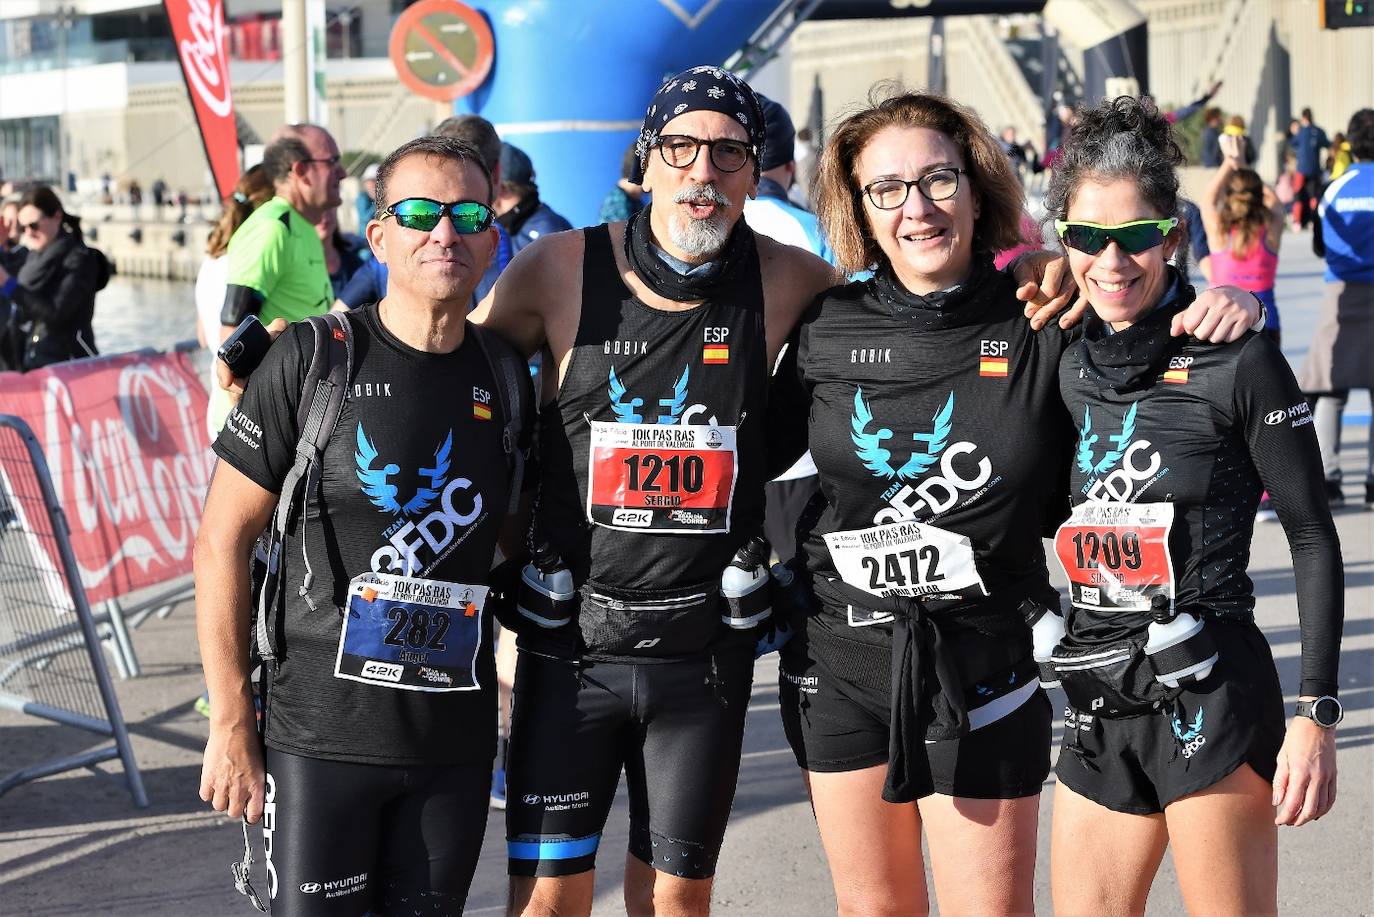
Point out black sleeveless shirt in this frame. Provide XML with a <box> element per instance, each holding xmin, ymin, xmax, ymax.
<box><xmin>531</xmin><ymin>224</ymin><xmax>769</xmax><ymax>656</ymax></box>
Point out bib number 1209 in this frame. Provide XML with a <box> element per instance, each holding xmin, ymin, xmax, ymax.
<box><xmin>861</xmin><ymin>546</ymin><xmax>944</xmax><ymax>591</ymax></box>
<box><xmin>1070</xmin><ymin>531</ymin><xmax>1142</xmax><ymax>572</ymax></box>
<box><xmin>621</xmin><ymin>454</ymin><xmax>705</xmax><ymax>494</ymax></box>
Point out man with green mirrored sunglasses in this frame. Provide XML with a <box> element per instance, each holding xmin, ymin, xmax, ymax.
<box><xmin>198</xmin><ymin>134</ymin><xmax>535</xmax><ymax>915</ymax></box>
<box><xmin>381</xmin><ymin>197</ymin><xmax>497</xmax><ymax>235</ymax></box>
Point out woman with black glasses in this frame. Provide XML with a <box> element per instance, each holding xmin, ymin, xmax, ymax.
<box><xmin>1046</xmin><ymin>95</ymin><xmax>1342</xmax><ymax>917</ymax></box>
<box><xmin>767</xmin><ymin>89</ymin><xmax>1263</xmax><ymax>915</ymax></box>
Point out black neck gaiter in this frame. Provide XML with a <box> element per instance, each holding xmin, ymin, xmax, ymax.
<box><xmin>871</xmin><ymin>252</ymin><xmax>1000</xmax><ymax>331</ymax></box>
<box><xmin>623</xmin><ymin>203</ymin><xmax>757</xmax><ymax>303</ymax></box>
<box><xmin>1081</xmin><ymin>270</ymin><xmax>1195</xmax><ymax>394</ymax></box>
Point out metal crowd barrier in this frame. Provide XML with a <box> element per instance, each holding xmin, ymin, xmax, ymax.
<box><xmin>0</xmin><ymin>415</ymin><xmax>148</xmax><ymax>807</ymax></box>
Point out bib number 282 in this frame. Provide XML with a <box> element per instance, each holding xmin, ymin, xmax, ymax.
<box><xmin>383</xmin><ymin>607</ymin><xmax>452</xmax><ymax>651</ymax></box>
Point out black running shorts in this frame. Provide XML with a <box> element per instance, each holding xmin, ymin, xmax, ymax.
<box><xmin>1054</xmin><ymin>619</ymin><xmax>1287</xmax><ymax>815</ymax></box>
<box><xmin>261</xmin><ymin>748</ymin><xmax>490</xmax><ymax>916</ymax></box>
<box><xmin>778</xmin><ymin>621</ymin><xmax>1052</xmax><ymax>799</ymax></box>
<box><xmin>504</xmin><ymin>648</ymin><xmax>754</xmax><ymax>880</ymax></box>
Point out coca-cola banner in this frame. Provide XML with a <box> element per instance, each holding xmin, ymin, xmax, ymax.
<box><xmin>0</xmin><ymin>350</ymin><xmax>214</xmax><ymax>606</ymax></box>
<box><xmin>164</xmin><ymin>0</ymin><xmax>240</xmax><ymax>202</ymax></box>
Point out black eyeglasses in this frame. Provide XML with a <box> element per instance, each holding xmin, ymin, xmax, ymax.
<box><xmin>301</xmin><ymin>155</ymin><xmax>341</xmax><ymax>169</ymax></box>
<box><xmin>860</xmin><ymin>168</ymin><xmax>968</xmax><ymax>210</ymax></box>
<box><xmin>381</xmin><ymin>197</ymin><xmax>496</xmax><ymax>234</ymax></box>
<box><xmin>653</xmin><ymin>134</ymin><xmax>754</xmax><ymax>173</ymax></box>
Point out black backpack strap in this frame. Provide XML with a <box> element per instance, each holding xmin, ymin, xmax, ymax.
<box><xmin>254</xmin><ymin>312</ymin><xmax>352</xmax><ymax>664</ymax></box>
<box><xmin>469</xmin><ymin>323</ymin><xmax>530</xmax><ymax>513</ymax></box>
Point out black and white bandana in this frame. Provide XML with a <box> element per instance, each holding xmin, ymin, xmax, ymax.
<box><xmin>636</xmin><ymin>65</ymin><xmax>767</xmax><ymax>180</ymax></box>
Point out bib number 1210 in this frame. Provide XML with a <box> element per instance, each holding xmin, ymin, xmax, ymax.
<box><xmin>621</xmin><ymin>453</ymin><xmax>705</xmax><ymax>494</ymax></box>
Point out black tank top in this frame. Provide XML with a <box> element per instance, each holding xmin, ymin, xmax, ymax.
<box><xmin>536</xmin><ymin>224</ymin><xmax>768</xmax><ymax>598</ymax></box>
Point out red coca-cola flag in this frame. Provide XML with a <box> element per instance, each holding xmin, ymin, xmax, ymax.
<box><xmin>164</xmin><ymin>0</ymin><xmax>240</xmax><ymax>202</ymax></box>
<box><xmin>0</xmin><ymin>350</ymin><xmax>214</xmax><ymax>606</ymax></box>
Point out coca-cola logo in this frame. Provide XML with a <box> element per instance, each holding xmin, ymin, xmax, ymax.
<box><xmin>39</xmin><ymin>357</ymin><xmax>213</xmax><ymax>593</ymax></box>
<box><xmin>176</xmin><ymin>0</ymin><xmax>233</xmax><ymax>118</ymax></box>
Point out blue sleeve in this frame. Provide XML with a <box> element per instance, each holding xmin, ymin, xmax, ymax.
<box><xmin>339</xmin><ymin>258</ymin><xmax>387</xmax><ymax>309</ymax></box>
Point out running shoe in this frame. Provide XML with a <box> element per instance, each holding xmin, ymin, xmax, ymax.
<box><xmin>1256</xmin><ymin>493</ymin><xmax>1277</xmax><ymax>523</ymax></box>
<box><xmin>1325</xmin><ymin>480</ymin><xmax>1346</xmax><ymax>508</ymax></box>
<box><xmin>490</xmin><ymin>767</ymin><xmax>507</xmax><ymax>810</ymax></box>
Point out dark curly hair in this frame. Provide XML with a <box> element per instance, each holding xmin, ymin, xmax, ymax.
<box><xmin>1044</xmin><ymin>96</ymin><xmax>1183</xmax><ymax>223</ymax></box>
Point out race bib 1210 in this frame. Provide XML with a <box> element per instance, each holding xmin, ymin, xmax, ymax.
<box><xmin>586</xmin><ymin>421</ymin><xmax>737</xmax><ymax>533</ymax></box>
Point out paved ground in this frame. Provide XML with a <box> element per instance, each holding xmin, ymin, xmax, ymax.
<box><xmin>1</xmin><ymin>233</ymin><xmax>1369</xmax><ymax>915</ymax></box>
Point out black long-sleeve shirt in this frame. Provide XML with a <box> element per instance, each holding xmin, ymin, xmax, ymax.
<box><xmin>1058</xmin><ymin>303</ymin><xmax>1343</xmax><ymax>697</ymax></box>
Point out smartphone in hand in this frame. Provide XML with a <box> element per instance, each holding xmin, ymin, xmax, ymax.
<box><xmin>217</xmin><ymin>316</ymin><xmax>272</xmax><ymax>379</ymax></box>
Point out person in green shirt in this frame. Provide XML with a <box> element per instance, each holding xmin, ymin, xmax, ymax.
<box><xmin>211</xmin><ymin>124</ymin><xmax>344</xmax><ymax>431</ymax></box>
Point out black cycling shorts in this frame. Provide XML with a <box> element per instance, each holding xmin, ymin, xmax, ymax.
<box><xmin>778</xmin><ymin>622</ymin><xmax>1051</xmax><ymax>799</ymax></box>
<box><xmin>261</xmin><ymin>747</ymin><xmax>490</xmax><ymax>916</ymax></box>
<box><xmin>1054</xmin><ymin>619</ymin><xmax>1286</xmax><ymax>815</ymax></box>
<box><xmin>504</xmin><ymin>648</ymin><xmax>754</xmax><ymax>880</ymax></box>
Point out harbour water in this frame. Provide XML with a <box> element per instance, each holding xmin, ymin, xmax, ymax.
<box><xmin>91</xmin><ymin>275</ymin><xmax>201</xmax><ymax>356</ymax></box>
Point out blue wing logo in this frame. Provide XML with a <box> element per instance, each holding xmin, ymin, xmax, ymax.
<box><xmin>1076</xmin><ymin>402</ymin><xmax>1138</xmax><ymax>478</ymax></box>
<box><xmin>851</xmin><ymin>389</ymin><xmax>954</xmax><ymax>481</ymax></box>
<box><xmin>1171</xmin><ymin>705</ymin><xmax>1204</xmax><ymax>742</ymax></box>
<box><xmin>608</xmin><ymin>366</ymin><xmax>644</xmax><ymax>424</ymax></box>
<box><xmin>851</xmin><ymin>387</ymin><xmax>896</xmax><ymax>479</ymax></box>
<box><xmin>607</xmin><ymin>365</ymin><xmax>691</xmax><ymax>425</ymax></box>
<box><xmin>401</xmin><ymin>432</ymin><xmax>452</xmax><ymax>516</ymax></box>
<box><xmin>656</xmin><ymin>366</ymin><xmax>689</xmax><ymax>425</ymax></box>
<box><xmin>896</xmin><ymin>393</ymin><xmax>953</xmax><ymax>479</ymax></box>
<box><xmin>356</xmin><ymin>424</ymin><xmax>402</xmax><ymax>514</ymax></box>
<box><xmin>355</xmin><ymin>423</ymin><xmax>453</xmax><ymax>517</ymax></box>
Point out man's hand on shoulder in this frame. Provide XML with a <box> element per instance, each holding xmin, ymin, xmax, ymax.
<box><xmin>1171</xmin><ymin>285</ymin><xmax>1262</xmax><ymax>342</ymax></box>
<box><xmin>1013</xmin><ymin>251</ymin><xmax>1084</xmax><ymax>330</ymax></box>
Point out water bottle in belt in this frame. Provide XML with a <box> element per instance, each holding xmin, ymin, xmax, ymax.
<box><xmin>720</xmin><ymin>536</ymin><xmax>771</xmax><ymax>630</ymax></box>
<box><xmin>1144</xmin><ymin>595</ymin><xmax>1217</xmax><ymax>688</ymax></box>
<box><xmin>517</xmin><ymin>542</ymin><xmax>575</xmax><ymax>629</ymax></box>
<box><xmin>1022</xmin><ymin>599</ymin><xmax>1066</xmax><ymax>689</ymax></box>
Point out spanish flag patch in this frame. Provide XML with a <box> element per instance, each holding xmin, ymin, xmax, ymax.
<box><xmin>473</xmin><ymin>402</ymin><xmax>493</xmax><ymax>420</ymax></box>
<box><xmin>703</xmin><ymin>344</ymin><xmax>730</xmax><ymax>365</ymax></box>
<box><xmin>979</xmin><ymin>356</ymin><xmax>1009</xmax><ymax>377</ymax></box>
<box><xmin>1163</xmin><ymin>367</ymin><xmax>1189</xmax><ymax>384</ymax></box>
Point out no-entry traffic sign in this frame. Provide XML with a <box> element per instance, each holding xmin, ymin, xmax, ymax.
<box><xmin>388</xmin><ymin>0</ymin><xmax>495</xmax><ymax>101</ymax></box>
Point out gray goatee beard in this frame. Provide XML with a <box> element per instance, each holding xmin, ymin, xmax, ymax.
<box><xmin>668</xmin><ymin>182</ymin><xmax>733</xmax><ymax>260</ymax></box>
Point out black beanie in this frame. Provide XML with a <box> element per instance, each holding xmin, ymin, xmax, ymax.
<box><xmin>757</xmin><ymin>95</ymin><xmax>796</xmax><ymax>172</ymax></box>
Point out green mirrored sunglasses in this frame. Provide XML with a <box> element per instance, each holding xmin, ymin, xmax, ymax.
<box><xmin>1054</xmin><ymin>217</ymin><xmax>1179</xmax><ymax>255</ymax></box>
<box><xmin>382</xmin><ymin>197</ymin><xmax>495</xmax><ymax>234</ymax></box>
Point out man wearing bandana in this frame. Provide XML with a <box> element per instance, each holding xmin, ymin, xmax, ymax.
<box><xmin>476</xmin><ymin>66</ymin><xmax>836</xmax><ymax>916</ymax></box>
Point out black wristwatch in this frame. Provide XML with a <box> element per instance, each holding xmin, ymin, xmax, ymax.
<box><xmin>1295</xmin><ymin>696</ymin><xmax>1344</xmax><ymax>728</ymax></box>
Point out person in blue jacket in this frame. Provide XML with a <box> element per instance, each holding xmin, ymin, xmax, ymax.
<box><xmin>493</xmin><ymin>143</ymin><xmax>573</xmax><ymax>254</ymax></box>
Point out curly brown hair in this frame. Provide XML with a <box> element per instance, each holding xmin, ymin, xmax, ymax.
<box><xmin>814</xmin><ymin>86</ymin><xmax>1025</xmax><ymax>275</ymax></box>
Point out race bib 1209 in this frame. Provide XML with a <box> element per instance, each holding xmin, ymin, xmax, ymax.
<box><xmin>1053</xmin><ymin>502</ymin><xmax>1175</xmax><ymax>613</ymax></box>
<box><xmin>586</xmin><ymin>421</ymin><xmax>737</xmax><ymax>533</ymax></box>
<box><xmin>335</xmin><ymin>572</ymin><xmax>487</xmax><ymax>692</ymax></box>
